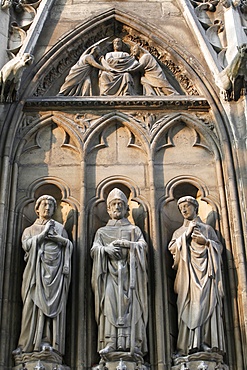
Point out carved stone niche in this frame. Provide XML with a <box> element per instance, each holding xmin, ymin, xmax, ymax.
<box><xmin>161</xmin><ymin>179</ymin><xmax>228</xmax><ymax>370</ymax></box>
<box><xmin>89</xmin><ymin>182</ymin><xmax>149</xmax><ymax>370</ymax></box>
<box><xmin>12</xmin><ymin>183</ymin><xmax>76</xmax><ymax>370</ymax></box>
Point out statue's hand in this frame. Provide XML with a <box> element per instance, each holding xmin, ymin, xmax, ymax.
<box><xmin>186</xmin><ymin>220</ymin><xmax>197</xmax><ymax>239</ymax></box>
<box><xmin>191</xmin><ymin>229</ymin><xmax>208</xmax><ymax>245</ymax></box>
<box><xmin>47</xmin><ymin>233</ymin><xmax>67</xmax><ymax>245</ymax></box>
<box><xmin>107</xmin><ymin>57</ymin><xmax>114</xmax><ymax>65</ymax></box>
<box><xmin>38</xmin><ymin>221</ymin><xmax>52</xmax><ymax>242</ymax></box>
<box><xmin>104</xmin><ymin>244</ymin><xmax>122</xmax><ymax>260</ymax></box>
<box><xmin>44</xmin><ymin>220</ymin><xmax>53</xmax><ymax>233</ymax></box>
<box><xmin>63</xmin><ymin>265</ymin><xmax>69</xmax><ymax>276</ymax></box>
<box><xmin>112</xmin><ymin>239</ymin><xmax>131</xmax><ymax>248</ymax></box>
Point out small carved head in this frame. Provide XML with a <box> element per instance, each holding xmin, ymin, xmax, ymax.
<box><xmin>91</xmin><ymin>46</ymin><xmax>101</xmax><ymax>57</ymax></box>
<box><xmin>112</xmin><ymin>38</ymin><xmax>123</xmax><ymax>51</ymax></box>
<box><xmin>35</xmin><ymin>195</ymin><xmax>57</xmax><ymax>218</ymax></box>
<box><xmin>22</xmin><ymin>53</ymin><xmax>34</xmax><ymax>66</ymax></box>
<box><xmin>237</xmin><ymin>43</ymin><xmax>247</xmax><ymax>57</ymax></box>
<box><xmin>240</xmin><ymin>0</ymin><xmax>247</xmax><ymax>14</ymax></box>
<box><xmin>106</xmin><ymin>188</ymin><xmax>129</xmax><ymax>220</ymax></box>
<box><xmin>177</xmin><ymin>196</ymin><xmax>199</xmax><ymax>218</ymax></box>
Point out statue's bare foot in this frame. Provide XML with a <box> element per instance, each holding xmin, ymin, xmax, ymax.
<box><xmin>99</xmin><ymin>346</ymin><xmax>115</xmax><ymax>355</ymax></box>
<box><xmin>12</xmin><ymin>347</ymin><xmax>22</xmax><ymax>356</ymax></box>
<box><xmin>172</xmin><ymin>351</ymin><xmax>186</xmax><ymax>359</ymax></box>
<box><xmin>201</xmin><ymin>343</ymin><xmax>212</xmax><ymax>353</ymax></box>
<box><xmin>41</xmin><ymin>343</ymin><xmax>53</xmax><ymax>352</ymax></box>
<box><xmin>134</xmin><ymin>347</ymin><xmax>143</xmax><ymax>355</ymax></box>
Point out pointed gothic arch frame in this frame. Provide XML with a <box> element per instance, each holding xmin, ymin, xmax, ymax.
<box><xmin>18</xmin><ymin>7</ymin><xmax>216</xmax><ymax>100</ymax></box>
<box><xmin>0</xmin><ymin>6</ymin><xmax>246</xmax><ymax>370</ymax></box>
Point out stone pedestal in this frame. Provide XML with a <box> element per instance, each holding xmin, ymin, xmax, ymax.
<box><xmin>92</xmin><ymin>351</ymin><xmax>148</xmax><ymax>370</ymax></box>
<box><xmin>13</xmin><ymin>350</ymin><xmax>70</xmax><ymax>370</ymax></box>
<box><xmin>171</xmin><ymin>352</ymin><xmax>228</xmax><ymax>370</ymax></box>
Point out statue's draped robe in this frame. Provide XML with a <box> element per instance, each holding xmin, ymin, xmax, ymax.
<box><xmin>139</xmin><ymin>53</ymin><xmax>178</xmax><ymax>96</ymax></box>
<box><xmin>59</xmin><ymin>54</ymin><xmax>95</xmax><ymax>96</ymax></box>
<box><xmin>91</xmin><ymin>218</ymin><xmax>148</xmax><ymax>353</ymax></box>
<box><xmin>18</xmin><ymin>219</ymin><xmax>73</xmax><ymax>354</ymax></box>
<box><xmin>168</xmin><ymin>217</ymin><xmax>225</xmax><ymax>355</ymax></box>
<box><xmin>99</xmin><ymin>52</ymin><xmax>139</xmax><ymax>96</ymax></box>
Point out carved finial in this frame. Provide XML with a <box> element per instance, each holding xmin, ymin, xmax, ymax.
<box><xmin>34</xmin><ymin>361</ymin><xmax>45</xmax><ymax>370</ymax></box>
<box><xmin>116</xmin><ymin>359</ymin><xmax>127</xmax><ymax>370</ymax></box>
<box><xmin>22</xmin><ymin>363</ymin><xmax>27</xmax><ymax>370</ymax></box>
<box><xmin>180</xmin><ymin>363</ymin><xmax>189</xmax><ymax>370</ymax></box>
<box><xmin>197</xmin><ymin>362</ymin><xmax>208</xmax><ymax>370</ymax></box>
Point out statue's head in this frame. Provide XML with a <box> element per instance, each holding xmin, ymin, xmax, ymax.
<box><xmin>131</xmin><ymin>44</ymin><xmax>141</xmax><ymax>57</ymax></box>
<box><xmin>112</xmin><ymin>38</ymin><xmax>123</xmax><ymax>51</ymax></box>
<box><xmin>35</xmin><ymin>195</ymin><xmax>57</xmax><ymax>219</ymax></box>
<box><xmin>91</xmin><ymin>46</ymin><xmax>101</xmax><ymax>57</ymax></box>
<box><xmin>107</xmin><ymin>188</ymin><xmax>129</xmax><ymax>220</ymax></box>
<box><xmin>22</xmin><ymin>53</ymin><xmax>34</xmax><ymax>66</ymax></box>
<box><xmin>177</xmin><ymin>196</ymin><xmax>199</xmax><ymax>220</ymax></box>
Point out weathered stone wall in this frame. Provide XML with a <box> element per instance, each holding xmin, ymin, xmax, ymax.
<box><xmin>0</xmin><ymin>1</ymin><xmax>246</xmax><ymax>370</ymax></box>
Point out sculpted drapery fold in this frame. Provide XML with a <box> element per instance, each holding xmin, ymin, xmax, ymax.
<box><xmin>168</xmin><ymin>197</ymin><xmax>225</xmax><ymax>356</ymax></box>
<box><xmin>14</xmin><ymin>196</ymin><xmax>73</xmax><ymax>357</ymax></box>
<box><xmin>91</xmin><ymin>218</ymin><xmax>148</xmax><ymax>354</ymax></box>
<box><xmin>91</xmin><ymin>188</ymin><xmax>148</xmax><ymax>360</ymax></box>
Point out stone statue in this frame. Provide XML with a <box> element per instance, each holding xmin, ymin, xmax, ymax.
<box><xmin>215</xmin><ymin>43</ymin><xmax>247</xmax><ymax>101</ymax></box>
<box><xmin>13</xmin><ymin>195</ymin><xmax>73</xmax><ymax>357</ymax></box>
<box><xmin>91</xmin><ymin>188</ymin><xmax>148</xmax><ymax>360</ymax></box>
<box><xmin>0</xmin><ymin>52</ymin><xmax>34</xmax><ymax>103</ymax></box>
<box><xmin>99</xmin><ymin>38</ymin><xmax>139</xmax><ymax>96</ymax></box>
<box><xmin>58</xmin><ymin>45</ymin><xmax>107</xmax><ymax>96</ymax></box>
<box><xmin>168</xmin><ymin>196</ymin><xmax>225</xmax><ymax>357</ymax></box>
<box><xmin>131</xmin><ymin>44</ymin><xmax>179</xmax><ymax>96</ymax></box>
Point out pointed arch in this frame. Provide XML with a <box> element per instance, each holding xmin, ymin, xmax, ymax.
<box><xmin>150</xmin><ymin>112</ymin><xmax>221</xmax><ymax>160</ymax></box>
<box><xmin>13</xmin><ymin>113</ymin><xmax>84</xmax><ymax>163</ymax></box>
<box><xmin>83</xmin><ymin>111</ymin><xmax>150</xmax><ymax>157</ymax></box>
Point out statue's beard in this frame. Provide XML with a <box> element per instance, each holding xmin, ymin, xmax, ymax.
<box><xmin>110</xmin><ymin>210</ymin><xmax>122</xmax><ymax>219</ymax></box>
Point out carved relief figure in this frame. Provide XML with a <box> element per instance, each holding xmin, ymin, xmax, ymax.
<box><xmin>13</xmin><ymin>195</ymin><xmax>73</xmax><ymax>356</ymax></box>
<box><xmin>99</xmin><ymin>38</ymin><xmax>139</xmax><ymax>96</ymax></box>
<box><xmin>168</xmin><ymin>196</ymin><xmax>225</xmax><ymax>357</ymax></box>
<box><xmin>57</xmin><ymin>38</ymin><xmax>182</xmax><ymax>97</ymax></box>
<box><xmin>131</xmin><ymin>44</ymin><xmax>179</xmax><ymax>96</ymax></box>
<box><xmin>58</xmin><ymin>45</ymin><xmax>107</xmax><ymax>96</ymax></box>
<box><xmin>91</xmin><ymin>188</ymin><xmax>148</xmax><ymax>358</ymax></box>
<box><xmin>0</xmin><ymin>52</ymin><xmax>34</xmax><ymax>103</ymax></box>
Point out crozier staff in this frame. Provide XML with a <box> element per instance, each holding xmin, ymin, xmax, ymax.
<box><xmin>91</xmin><ymin>188</ymin><xmax>148</xmax><ymax>356</ymax></box>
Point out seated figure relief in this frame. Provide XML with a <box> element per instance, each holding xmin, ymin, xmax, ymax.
<box><xmin>58</xmin><ymin>37</ymin><xmax>179</xmax><ymax>97</ymax></box>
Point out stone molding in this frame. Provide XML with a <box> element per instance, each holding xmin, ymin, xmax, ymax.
<box><xmin>24</xmin><ymin>97</ymin><xmax>210</xmax><ymax>111</ymax></box>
